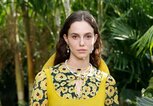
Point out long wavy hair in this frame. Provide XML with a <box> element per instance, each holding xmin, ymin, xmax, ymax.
<box><xmin>54</xmin><ymin>10</ymin><xmax>102</xmax><ymax>68</ymax></box>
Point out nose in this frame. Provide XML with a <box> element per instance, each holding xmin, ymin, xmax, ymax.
<box><xmin>79</xmin><ymin>38</ymin><xmax>85</xmax><ymax>46</ymax></box>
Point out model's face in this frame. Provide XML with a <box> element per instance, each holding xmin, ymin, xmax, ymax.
<box><xmin>64</xmin><ymin>21</ymin><xmax>97</xmax><ymax>60</ymax></box>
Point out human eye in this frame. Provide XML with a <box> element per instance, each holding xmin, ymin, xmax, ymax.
<box><xmin>85</xmin><ymin>34</ymin><xmax>92</xmax><ymax>39</ymax></box>
<box><xmin>71</xmin><ymin>34</ymin><xmax>79</xmax><ymax>39</ymax></box>
<box><xmin>72</xmin><ymin>35</ymin><xmax>77</xmax><ymax>38</ymax></box>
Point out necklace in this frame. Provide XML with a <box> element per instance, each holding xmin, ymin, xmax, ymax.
<box><xmin>65</xmin><ymin>60</ymin><xmax>91</xmax><ymax>71</ymax></box>
<box><xmin>65</xmin><ymin>60</ymin><xmax>93</xmax><ymax>80</ymax></box>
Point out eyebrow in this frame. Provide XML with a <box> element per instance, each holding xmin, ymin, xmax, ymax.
<box><xmin>70</xmin><ymin>32</ymin><xmax>93</xmax><ymax>35</ymax></box>
<box><xmin>70</xmin><ymin>33</ymin><xmax>79</xmax><ymax>35</ymax></box>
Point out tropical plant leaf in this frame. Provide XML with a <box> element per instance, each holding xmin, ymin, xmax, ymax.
<box><xmin>136</xmin><ymin>97</ymin><xmax>153</xmax><ymax>106</ymax></box>
<box><xmin>131</xmin><ymin>25</ymin><xmax>153</xmax><ymax>57</ymax></box>
<box><xmin>111</xmin><ymin>21</ymin><xmax>132</xmax><ymax>38</ymax></box>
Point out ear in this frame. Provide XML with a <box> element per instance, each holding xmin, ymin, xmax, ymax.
<box><xmin>63</xmin><ymin>34</ymin><xmax>68</xmax><ymax>44</ymax></box>
<box><xmin>94</xmin><ymin>34</ymin><xmax>98</xmax><ymax>43</ymax></box>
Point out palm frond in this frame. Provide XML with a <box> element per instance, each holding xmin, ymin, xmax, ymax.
<box><xmin>110</xmin><ymin>20</ymin><xmax>136</xmax><ymax>40</ymax></box>
<box><xmin>131</xmin><ymin>25</ymin><xmax>153</xmax><ymax>57</ymax></box>
<box><xmin>136</xmin><ymin>97</ymin><xmax>153</xmax><ymax>106</ymax></box>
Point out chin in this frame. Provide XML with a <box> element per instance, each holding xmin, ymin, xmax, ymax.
<box><xmin>71</xmin><ymin>52</ymin><xmax>89</xmax><ymax>60</ymax></box>
<box><xmin>77</xmin><ymin>55</ymin><xmax>88</xmax><ymax>60</ymax></box>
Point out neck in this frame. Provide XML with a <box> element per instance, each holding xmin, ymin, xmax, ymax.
<box><xmin>66</xmin><ymin>58</ymin><xmax>90</xmax><ymax>71</ymax></box>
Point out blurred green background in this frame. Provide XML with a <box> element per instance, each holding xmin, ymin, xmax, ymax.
<box><xmin>0</xmin><ymin>0</ymin><xmax>153</xmax><ymax>106</ymax></box>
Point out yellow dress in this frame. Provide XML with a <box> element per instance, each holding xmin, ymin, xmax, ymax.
<box><xmin>45</xmin><ymin>67</ymin><xmax>107</xmax><ymax>106</ymax></box>
<box><xmin>30</xmin><ymin>53</ymin><xmax>119</xmax><ymax>106</ymax></box>
<box><xmin>30</xmin><ymin>64</ymin><xmax>119</xmax><ymax>106</ymax></box>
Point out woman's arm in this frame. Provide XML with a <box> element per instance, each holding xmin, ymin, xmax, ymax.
<box><xmin>105</xmin><ymin>75</ymin><xmax>119</xmax><ymax>106</ymax></box>
<box><xmin>30</xmin><ymin>70</ymin><xmax>48</xmax><ymax>106</ymax></box>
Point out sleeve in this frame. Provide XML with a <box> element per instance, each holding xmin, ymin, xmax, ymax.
<box><xmin>105</xmin><ymin>75</ymin><xmax>119</xmax><ymax>106</ymax></box>
<box><xmin>30</xmin><ymin>70</ymin><xmax>48</xmax><ymax>106</ymax></box>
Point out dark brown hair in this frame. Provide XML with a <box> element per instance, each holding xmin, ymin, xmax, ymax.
<box><xmin>54</xmin><ymin>10</ymin><xmax>102</xmax><ymax>68</ymax></box>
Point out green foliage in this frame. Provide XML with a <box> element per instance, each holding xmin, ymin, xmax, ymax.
<box><xmin>136</xmin><ymin>77</ymin><xmax>153</xmax><ymax>106</ymax></box>
<box><xmin>0</xmin><ymin>0</ymin><xmax>153</xmax><ymax>105</ymax></box>
<box><xmin>136</xmin><ymin>97</ymin><xmax>153</xmax><ymax>106</ymax></box>
<box><xmin>143</xmin><ymin>77</ymin><xmax>153</xmax><ymax>98</ymax></box>
<box><xmin>101</xmin><ymin>1</ymin><xmax>153</xmax><ymax>105</ymax></box>
<box><xmin>104</xmin><ymin>19</ymin><xmax>152</xmax><ymax>92</ymax></box>
<box><xmin>131</xmin><ymin>26</ymin><xmax>153</xmax><ymax>57</ymax></box>
<box><xmin>71</xmin><ymin>0</ymin><xmax>98</xmax><ymax>17</ymax></box>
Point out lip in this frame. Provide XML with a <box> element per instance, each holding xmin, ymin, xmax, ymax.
<box><xmin>77</xmin><ymin>49</ymin><xmax>87</xmax><ymax>52</ymax></box>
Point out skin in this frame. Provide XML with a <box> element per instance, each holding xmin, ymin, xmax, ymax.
<box><xmin>64</xmin><ymin>21</ymin><xmax>97</xmax><ymax>70</ymax></box>
<box><xmin>64</xmin><ymin>21</ymin><xmax>97</xmax><ymax>95</ymax></box>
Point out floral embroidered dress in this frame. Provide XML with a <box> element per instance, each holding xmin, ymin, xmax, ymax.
<box><xmin>30</xmin><ymin>63</ymin><xmax>119</xmax><ymax>106</ymax></box>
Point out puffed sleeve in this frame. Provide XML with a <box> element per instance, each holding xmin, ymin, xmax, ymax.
<box><xmin>30</xmin><ymin>70</ymin><xmax>48</xmax><ymax>106</ymax></box>
<box><xmin>105</xmin><ymin>75</ymin><xmax>119</xmax><ymax>106</ymax></box>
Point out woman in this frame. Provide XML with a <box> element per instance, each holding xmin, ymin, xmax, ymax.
<box><xmin>30</xmin><ymin>10</ymin><xmax>119</xmax><ymax>106</ymax></box>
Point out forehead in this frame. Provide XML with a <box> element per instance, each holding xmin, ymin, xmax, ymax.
<box><xmin>68</xmin><ymin>21</ymin><xmax>94</xmax><ymax>34</ymax></box>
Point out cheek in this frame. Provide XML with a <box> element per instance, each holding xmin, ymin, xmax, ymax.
<box><xmin>89</xmin><ymin>44</ymin><xmax>94</xmax><ymax>49</ymax></box>
<box><xmin>68</xmin><ymin>41</ymin><xmax>77</xmax><ymax>49</ymax></box>
<box><xmin>86</xmin><ymin>43</ymin><xmax>94</xmax><ymax>50</ymax></box>
<box><xmin>87</xmin><ymin>39</ymin><xmax>95</xmax><ymax>46</ymax></box>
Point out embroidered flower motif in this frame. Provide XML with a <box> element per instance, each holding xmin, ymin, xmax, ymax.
<box><xmin>55</xmin><ymin>73</ymin><xmax>67</xmax><ymax>82</ymax></box>
<box><xmin>33</xmin><ymin>102</ymin><xmax>40</xmax><ymax>106</ymax></box>
<box><xmin>88</xmin><ymin>82</ymin><xmax>97</xmax><ymax>92</ymax></box>
<box><xmin>61</xmin><ymin>87</ymin><xmax>68</xmax><ymax>93</ymax></box>
<box><xmin>68</xmin><ymin>87</ymin><xmax>75</xmax><ymax>93</ymax></box>
<box><xmin>114</xmin><ymin>95</ymin><xmax>119</xmax><ymax>104</ymax></box>
<box><xmin>60</xmin><ymin>81</ymin><xmax>67</xmax><ymax>86</ymax></box>
<box><xmin>52</xmin><ymin>69</ymin><xmax>59</xmax><ymax>74</ymax></box>
<box><xmin>106</xmin><ymin>86</ymin><xmax>115</xmax><ymax>97</ymax></box>
<box><xmin>36</xmin><ymin>71</ymin><xmax>46</xmax><ymax>82</ymax></box>
<box><xmin>33</xmin><ymin>89</ymin><xmax>43</xmax><ymax>101</ymax></box>
<box><xmin>90</xmin><ymin>91</ymin><xmax>96</xmax><ymax>96</ymax></box>
<box><xmin>105</xmin><ymin>98</ymin><xmax>113</xmax><ymax>105</ymax></box>
<box><xmin>54</xmin><ymin>83</ymin><xmax>60</xmax><ymax>89</ymax></box>
<box><xmin>67</xmin><ymin>80</ymin><xmax>75</xmax><ymax>86</ymax></box>
<box><xmin>40</xmin><ymin>80</ymin><xmax>47</xmax><ymax>90</ymax></box>
<box><xmin>59</xmin><ymin>65</ymin><xmax>69</xmax><ymax>73</ymax></box>
<box><xmin>107</xmin><ymin>76</ymin><xmax>116</xmax><ymax>85</ymax></box>
<box><xmin>68</xmin><ymin>75</ymin><xmax>75</xmax><ymax>80</ymax></box>
<box><xmin>89</xmin><ymin>77</ymin><xmax>96</xmax><ymax>82</ymax></box>
<box><xmin>95</xmin><ymin>81</ymin><xmax>100</xmax><ymax>86</ymax></box>
<box><xmin>63</xmin><ymin>93</ymin><xmax>72</xmax><ymax>99</ymax></box>
<box><xmin>82</xmin><ymin>86</ymin><xmax>91</xmax><ymax>95</ymax></box>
